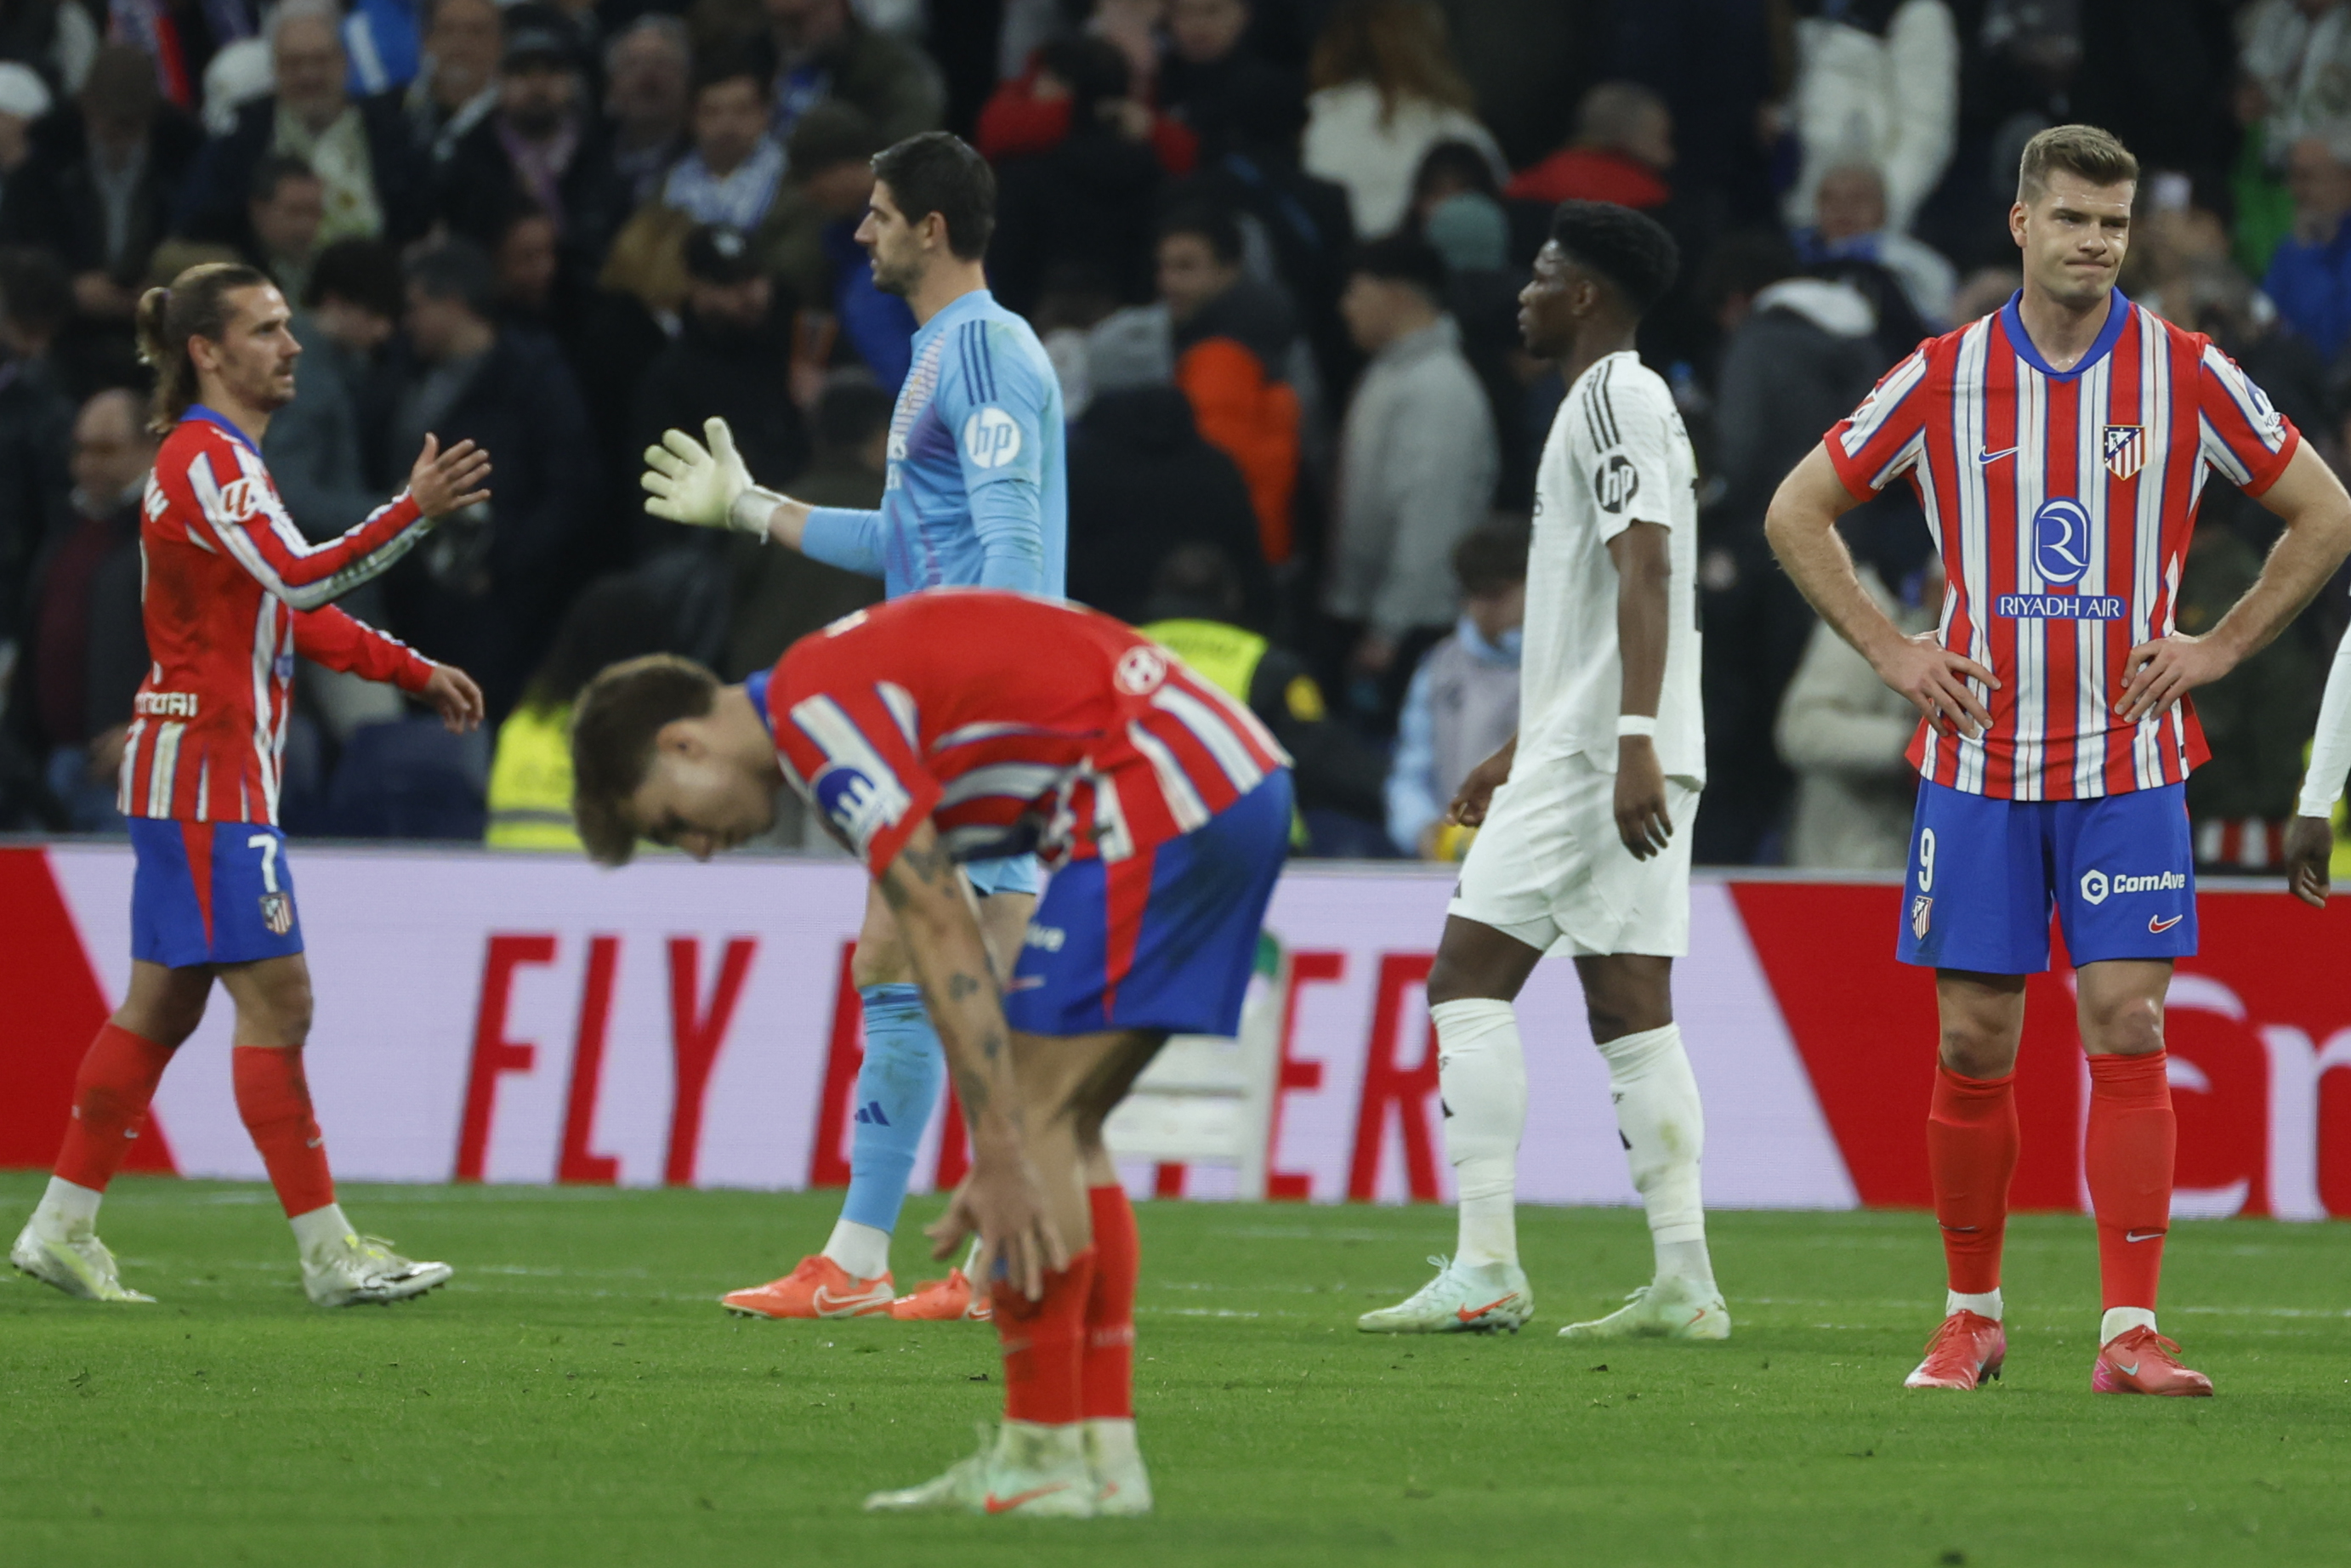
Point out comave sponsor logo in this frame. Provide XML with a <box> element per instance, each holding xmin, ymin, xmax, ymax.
<box><xmin>2078</xmin><ymin>868</ymin><xmax>2187</xmax><ymax>906</ymax></box>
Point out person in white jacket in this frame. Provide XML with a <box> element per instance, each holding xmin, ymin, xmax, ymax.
<box><xmin>1782</xmin><ymin>0</ymin><xmax>1958</xmax><ymax>236</ymax></box>
<box><xmin>1302</xmin><ymin>0</ymin><xmax>1505</xmax><ymax>237</ymax></box>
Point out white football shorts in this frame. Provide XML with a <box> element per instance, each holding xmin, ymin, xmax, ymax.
<box><xmin>1447</xmin><ymin>752</ymin><xmax>1701</xmax><ymax>958</ymax></box>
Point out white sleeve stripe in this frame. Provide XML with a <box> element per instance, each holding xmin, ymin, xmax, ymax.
<box><xmin>1867</xmin><ymin>427</ymin><xmax>1928</xmax><ymax>491</ymax></box>
<box><xmin>1125</xmin><ymin>720</ymin><xmax>1211</xmax><ymax>832</ymax></box>
<box><xmin>2201</xmin><ymin>344</ymin><xmax>2288</xmax><ymax>453</ymax></box>
<box><xmin>1839</xmin><ymin>349</ymin><xmax>1929</xmax><ymax>457</ymax></box>
<box><xmin>1150</xmin><ymin>684</ymin><xmax>1269</xmax><ymax>791</ymax></box>
<box><xmin>2197</xmin><ymin>412</ymin><xmax>2252</xmax><ymax>486</ymax></box>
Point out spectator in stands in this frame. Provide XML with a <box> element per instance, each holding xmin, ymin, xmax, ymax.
<box><xmin>762</xmin><ymin>102</ymin><xmax>912</xmax><ymax>392</ymax></box>
<box><xmin>0</xmin><ymin>44</ymin><xmax>196</xmax><ymax>328</ymax></box>
<box><xmin>1160</xmin><ymin>0</ymin><xmax>1296</xmax><ymax>162</ymax></box>
<box><xmin>977</xmin><ymin>17</ymin><xmax>1199</xmax><ymax>178</ymax></box>
<box><xmin>1775</xmin><ymin>530</ymin><xmax>1939</xmax><ymax>872</ymax></box>
<box><xmin>0</xmin><ymin>3</ymin><xmax>96</xmax><ymax>103</ymax></box>
<box><xmin>633</xmin><ymin>224</ymin><xmax>809</xmax><ymax>546</ymax></box>
<box><xmin>0</xmin><ymin>255</ymin><xmax>74</xmax><ymax>648</ymax></box>
<box><xmin>1325</xmin><ymin>232</ymin><xmax>1496</xmax><ymax>731</ymax></box>
<box><xmin>1506</xmin><ymin>81</ymin><xmax>1674</xmax><ymax>213</ymax></box>
<box><xmin>438</xmin><ymin>7</ymin><xmax>627</xmax><ymax>270</ymax></box>
<box><xmin>2242</xmin><ymin>0</ymin><xmax>2351</xmax><ymax>166</ymax></box>
<box><xmin>1067</xmin><ymin>382</ymin><xmax>1269</xmax><ymax>628</ymax></box>
<box><xmin>988</xmin><ymin>36</ymin><xmax>1169</xmax><ymax>316</ymax></box>
<box><xmin>1406</xmin><ymin>139</ymin><xmax>1507</xmax><ymax>264</ymax></box>
<box><xmin>2264</xmin><ymin>130</ymin><xmax>2351</xmax><ymax>361</ymax></box>
<box><xmin>7</xmin><ymin>386</ymin><xmax>149</xmax><ymax>831</ymax></box>
<box><xmin>382</xmin><ymin>238</ymin><xmax>597</xmax><ymax>718</ymax></box>
<box><xmin>1139</xmin><ymin>542</ymin><xmax>1388</xmax><ymax>851</ymax></box>
<box><xmin>1795</xmin><ymin>158</ymin><xmax>1958</xmax><ymax>328</ymax></box>
<box><xmin>764</xmin><ymin>0</ymin><xmax>943</xmax><ymax>146</ymax></box>
<box><xmin>179</xmin><ymin>1</ymin><xmax>429</xmax><ymax>247</ymax></box>
<box><xmin>1783</xmin><ymin>0</ymin><xmax>1957</xmax><ymax>236</ymax></box>
<box><xmin>490</xmin><ymin>199</ymin><xmax>565</xmax><ymax>332</ymax></box>
<box><xmin>660</xmin><ymin>47</ymin><xmax>788</xmax><ymax>231</ymax></box>
<box><xmin>295</xmin><ymin>238</ymin><xmax>404</xmax><ymax>445</ymax></box>
<box><xmin>0</xmin><ymin>63</ymin><xmax>48</xmax><ymax>212</ymax></box>
<box><xmin>243</xmin><ymin>156</ymin><xmax>327</xmax><ymax>304</ymax></box>
<box><xmin>723</xmin><ymin>374</ymin><xmax>885</xmax><ymax>680</ymax></box>
<box><xmin>1387</xmin><ymin>521</ymin><xmax>1524</xmax><ymax>860</ymax></box>
<box><xmin>1156</xmin><ymin>201</ymin><xmax>1303</xmax><ymax>566</ymax></box>
<box><xmin>1303</xmin><ymin>0</ymin><xmax>1503</xmax><ymax>238</ymax></box>
<box><xmin>406</xmin><ymin>0</ymin><xmax>503</xmax><ymax>163</ymax></box>
<box><xmin>265</xmin><ymin>246</ymin><xmax>392</xmax><ymax>543</ymax></box>
<box><xmin>602</xmin><ymin>14</ymin><xmax>692</xmax><ymax>207</ymax></box>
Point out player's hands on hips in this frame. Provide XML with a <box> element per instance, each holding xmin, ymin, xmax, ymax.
<box><xmin>2286</xmin><ymin>815</ymin><xmax>2334</xmax><ymax>908</ymax></box>
<box><xmin>642</xmin><ymin>417</ymin><xmax>762</xmax><ymax>532</ymax></box>
<box><xmin>1616</xmin><ymin>736</ymin><xmax>1673</xmax><ymax>859</ymax></box>
<box><xmin>419</xmin><ymin>665</ymin><xmax>486</xmax><ymax>734</ymax></box>
<box><xmin>2119</xmin><ymin>632</ymin><xmax>2232</xmax><ymax>723</ymax></box>
<box><xmin>1872</xmin><ymin>630</ymin><xmax>1997</xmax><ymax>738</ymax></box>
<box><xmin>1447</xmin><ymin>737</ymin><xmax>1517</xmax><ymax>827</ymax></box>
<box><xmin>407</xmin><ymin>434</ymin><xmax>492</xmax><ymax>518</ymax></box>
<box><xmin>925</xmin><ymin>1133</ymin><xmax>1067</xmax><ymax>1301</ymax></box>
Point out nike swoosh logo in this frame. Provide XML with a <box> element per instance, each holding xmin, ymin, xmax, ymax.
<box><xmin>1685</xmin><ymin>1309</ymin><xmax>1707</xmax><ymax>1327</ymax></box>
<box><xmin>985</xmin><ymin>1483</ymin><xmax>1070</xmax><ymax>1514</ymax></box>
<box><xmin>2148</xmin><ymin>915</ymin><xmax>2183</xmax><ymax>934</ymax></box>
<box><xmin>810</xmin><ymin>1286</ymin><xmax>886</xmax><ymax>1314</ymax></box>
<box><xmin>2115</xmin><ymin>1361</ymin><xmax>2141</xmax><ymax>1377</ymax></box>
<box><xmin>1977</xmin><ymin>446</ymin><xmax>2017</xmax><ymax>463</ymax></box>
<box><xmin>2125</xmin><ymin>1229</ymin><xmax>2165</xmax><ymax>1243</ymax></box>
<box><xmin>1455</xmin><ymin>1292</ymin><xmax>1520</xmax><ymax>1323</ymax></box>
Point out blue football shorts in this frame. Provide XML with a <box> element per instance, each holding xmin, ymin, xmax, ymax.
<box><xmin>963</xmin><ymin>851</ymin><xmax>1040</xmax><ymax>899</ymax></box>
<box><xmin>128</xmin><ymin>819</ymin><xmax>306</xmax><ymax>969</ymax></box>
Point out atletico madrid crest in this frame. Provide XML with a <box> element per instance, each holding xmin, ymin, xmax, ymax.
<box><xmin>1910</xmin><ymin>895</ymin><xmax>1933</xmax><ymax>940</ymax></box>
<box><xmin>2102</xmin><ymin>424</ymin><xmax>2145</xmax><ymax>480</ymax></box>
<box><xmin>259</xmin><ymin>892</ymin><xmax>293</xmax><ymax>936</ymax></box>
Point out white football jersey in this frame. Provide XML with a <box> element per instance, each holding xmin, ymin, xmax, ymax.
<box><xmin>1519</xmin><ymin>350</ymin><xmax>1704</xmax><ymax>784</ymax></box>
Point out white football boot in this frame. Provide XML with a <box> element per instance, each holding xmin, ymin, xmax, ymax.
<box><xmin>1356</xmin><ymin>1254</ymin><xmax>1533</xmax><ymax>1334</ymax></box>
<box><xmin>1558</xmin><ymin>1275</ymin><xmax>1730</xmax><ymax>1340</ymax></box>
<box><xmin>865</xmin><ymin>1422</ymin><xmax>1095</xmax><ymax>1517</ymax></box>
<box><xmin>302</xmin><ymin>1231</ymin><xmax>452</xmax><ymax>1307</ymax></box>
<box><xmin>10</xmin><ymin>1221</ymin><xmax>155</xmax><ymax>1303</ymax></box>
<box><xmin>1086</xmin><ymin>1418</ymin><xmax>1153</xmax><ymax>1516</ymax></box>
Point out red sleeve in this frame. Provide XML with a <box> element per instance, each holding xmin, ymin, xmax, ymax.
<box><xmin>1821</xmin><ymin>345</ymin><xmax>1934</xmax><ymax>502</ymax></box>
<box><xmin>770</xmin><ymin>671</ymin><xmax>940</xmax><ymax>872</ymax></box>
<box><xmin>974</xmin><ymin>76</ymin><xmax>1070</xmax><ymax>161</ymax></box>
<box><xmin>2194</xmin><ymin>338</ymin><xmax>2301</xmax><ymax>497</ymax></box>
<box><xmin>292</xmin><ymin>605</ymin><xmax>437</xmax><ymax>692</ymax></box>
<box><xmin>1150</xmin><ymin>112</ymin><xmax>1198</xmax><ymax>176</ymax></box>
<box><xmin>177</xmin><ymin>432</ymin><xmax>432</xmax><ymax>612</ymax></box>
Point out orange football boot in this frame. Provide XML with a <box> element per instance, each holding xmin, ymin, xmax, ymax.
<box><xmin>2093</xmin><ymin>1327</ymin><xmax>2212</xmax><ymax>1396</ymax></box>
<box><xmin>890</xmin><ymin>1267</ymin><xmax>992</xmax><ymax>1321</ymax></box>
<box><xmin>720</xmin><ymin>1254</ymin><xmax>893</xmax><ymax>1319</ymax></box>
<box><xmin>1903</xmin><ymin>1310</ymin><xmax>2007</xmax><ymax>1389</ymax></box>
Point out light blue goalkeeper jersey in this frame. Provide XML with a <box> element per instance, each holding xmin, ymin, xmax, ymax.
<box><xmin>800</xmin><ymin>288</ymin><xmax>1066</xmax><ymax>599</ymax></box>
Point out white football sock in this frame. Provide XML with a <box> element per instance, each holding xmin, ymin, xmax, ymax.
<box><xmin>2101</xmin><ymin>1306</ymin><xmax>2157</xmax><ymax>1344</ymax></box>
<box><xmin>289</xmin><ymin>1202</ymin><xmax>355</xmax><ymax>1257</ymax></box>
<box><xmin>822</xmin><ymin>1217</ymin><xmax>892</xmax><ymax>1280</ymax></box>
<box><xmin>31</xmin><ymin>1176</ymin><xmax>102</xmax><ymax>1241</ymax></box>
<box><xmin>1594</xmin><ymin>1023</ymin><xmax>1713</xmax><ymax>1285</ymax></box>
<box><xmin>1947</xmin><ymin>1287</ymin><xmax>2003</xmax><ymax>1321</ymax></box>
<box><xmin>1431</xmin><ymin>997</ymin><xmax>1525</xmax><ymax>1270</ymax></box>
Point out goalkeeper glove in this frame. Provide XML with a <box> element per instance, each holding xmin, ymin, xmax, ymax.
<box><xmin>640</xmin><ymin>417</ymin><xmax>781</xmax><ymax>537</ymax></box>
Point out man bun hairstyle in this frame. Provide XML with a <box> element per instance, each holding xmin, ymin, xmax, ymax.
<box><xmin>1547</xmin><ymin>200</ymin><xmax>1679</xmax><ymax>315</ymax></box>
<box><xmin>569</xmin><ymin>653</ymin><xmax>722</xmax><ymax>866</ymax></box>
<box><xmin>134</xmin><ymin>260</ymin><xmax>273</xmax><ymax>434</ymax></box>
<box><xmin>2016</xmin><ymin>123</ymin><xmax>2138</xmax><ymax>205</ymax></box>
<box><xmin>870</xmin><ymin>131</ymin><xmax>996</xmax><ymax>260</ymax></box>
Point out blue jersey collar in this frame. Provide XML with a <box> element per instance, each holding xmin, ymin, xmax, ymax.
<box><xmin>744</xmin><ymin>669</ymin><xmax>775</xmax><ymax>736</ymax></box>
<box><xmin>1998</xmin><ymin>288</ymin><xmax>2129</xmax><ymax>383</ymax></box>
<box><xmin>912</xmin><ymin>287</ymin><xmax>995</xmax><ymax>344</ymax></box>
<box><xmin>185</xmin><ymin>404</ymin><xmax>264</xmax><ymax>455</ymax></box>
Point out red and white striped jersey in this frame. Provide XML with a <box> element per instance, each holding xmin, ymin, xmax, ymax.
<box><xmin>121</xmin><ymin>406</ymin><xmax>438</xmax><ymax>823</ymax></box>
<box><xmin>1826</xmin><ymin>291</ymin><xmax>2301</xmax><ymax>800</ymax></box>
<box><xmin>765</xmin><ymin>589</ymin><xmax>1291</xmax><ymax>872</ymax></box>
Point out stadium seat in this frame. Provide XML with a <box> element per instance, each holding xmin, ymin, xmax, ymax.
<box><xmin>1103</xmin><ymin>935</ymin><xmax>1288</xmax><ymax>1200</ymax></box>
<box><xmin>317</xmin><ymin>718</ymin><xmax>491</xmax><ymax>841</ymax></box>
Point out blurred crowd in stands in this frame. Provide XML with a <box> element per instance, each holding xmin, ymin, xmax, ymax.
<box><xmin>0</xmin><ymin>0</ymin><xmax>2346</xmax><ymax>873</ymax></box>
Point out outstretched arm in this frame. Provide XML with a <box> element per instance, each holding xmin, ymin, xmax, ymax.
<box><xmin>292</xmin><ymin>605</ymin><xmax>484</xmax><ymax>732</ymax></box>
<box><xmin>642</xmin><ymin>418</ymin><xmax>887</xmax><ymax>576</ymax></box>
<box><xmin>203</xmin><ymin>435</ymin><xmax>491</xmax><ymax>612</ymax></box>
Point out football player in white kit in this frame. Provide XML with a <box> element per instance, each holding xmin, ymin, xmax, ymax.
<box><xmin>1360</xmin><ymin>202</ymin><xmax>1727</xmax><ymax>1340</ymax></box>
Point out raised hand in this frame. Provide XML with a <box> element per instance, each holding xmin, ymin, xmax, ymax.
<box><xmin>408</xmin><ymin>434</ymin><xmax>492</xmax><ymax>519</ymax></box>
<box><xmin>641</xmin><ymin>417</ymin><xmax>764</xmax><ymax>533</ymax></box>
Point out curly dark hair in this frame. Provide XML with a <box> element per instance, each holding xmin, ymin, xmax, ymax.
<box><xmin>1547</xmin><ymin>200</ymin><xmax>1680</xmax><ymax>315</ymax></box>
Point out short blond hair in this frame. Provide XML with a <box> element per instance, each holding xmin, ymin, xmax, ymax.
<box><xmin>2017</xmin><ymin>124</ymin><xmax>2138</xmax><ymax>205</ymax></box>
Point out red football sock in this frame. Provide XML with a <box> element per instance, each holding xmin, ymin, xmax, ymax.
<box><xmin>53</xmin><ymin>1023</ymin><xmax>178</xmax><ymax>1192</ymax></box>
<box><xmin>2086</xmin><ymin>1050</ymin><xmax>2174</xmax><ymax>1310</ymax></box>
<box><xmin>231</xmin><ymin>1046</ymin><xmax>337</xmax><ymax>1219</ymax></box>
<box><xmin>991</xmin><ymin>1249</ymin><xmax>1096</xmax><ymax>1427</ymax></box>
<box><xmin>1082</xmin><ymin>1185</ymin><xmax>1139</xmax><ymax>1420</ymax></box>
<box><xmin>1925</xmin><ymin>1062</ymin><xmax>2018</xmax><ymax>1296</ymax></box>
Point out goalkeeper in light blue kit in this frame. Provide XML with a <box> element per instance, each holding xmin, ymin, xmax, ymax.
<box><xmin>644</xmin><ymin>132</ymin><xmax>1065</xmax><ymax>1321</ymax></box>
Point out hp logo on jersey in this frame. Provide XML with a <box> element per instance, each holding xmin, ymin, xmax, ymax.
<box><xmin>963</xmin><ymin>406</ymin><xmax>1023</xmax><ymax>469</ymax></box>
<box><xmin>2031</xmin><ymin>497</ymin><xmax>2093</xmax><ymax>586</ymax></box>
<box><xmin>1593</xmin><ymin>454</ymin><xmax>1640</xmax><ymax>515</ymax></box>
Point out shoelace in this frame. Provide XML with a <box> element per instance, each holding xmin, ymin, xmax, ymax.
<box><xmin>1396</xmin><ymin>1254</ymin><xmax>1461</xmax><ymax>1306</ymax></box>
<box><xmin>2110</xmin><ymin>1328</ymin><xmax>2185</xmax><ymax>1361</ymax></box>
<box><xmin>1920</xmin><ymin>1314</ymin><xmax>1986</xmax><ymax>1358</ymax></box>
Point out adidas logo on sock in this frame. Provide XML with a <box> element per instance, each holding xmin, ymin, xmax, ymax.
<box><xmin>853</xmin><ymin>1100</ymin><xmax>891</xmax><ymax>1127</ymax></box>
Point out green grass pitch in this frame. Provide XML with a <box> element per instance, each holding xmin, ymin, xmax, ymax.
<box><xmin>3</xmin><ymin>1173</ymin><xmax>2345</xmax><ymax>1567</ymax></box>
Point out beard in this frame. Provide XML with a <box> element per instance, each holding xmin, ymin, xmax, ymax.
<box><xmin>869</xmin><ymin>251</ymin><xmax>917</xmax><ymax>298</ymax></box>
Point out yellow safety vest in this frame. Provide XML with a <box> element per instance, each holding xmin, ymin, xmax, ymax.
<box><xmin>486</xmin><ymin>702</ymin><xmax>582</xmax><ymax>851</ymax></box>
<box><xmin>1141</xmin><ymin>617</ymin><xmax>1312</xmax><ymax>847</ymax></box>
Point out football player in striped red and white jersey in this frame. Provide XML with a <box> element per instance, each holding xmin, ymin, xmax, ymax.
<box><xmin>1769</xmin><ymin>127</ymin><xmax>2351</xmax><ymax>1398</ymax></box>
<box><xmin>568</xmin><ymin>589</ymin><xmax>1294</xmax><ymax>1516</ymax></box>
<box><xmin>11</xmin><ymin>264</ymin><xmax>492</xmax><ymax>1309</ymax></box>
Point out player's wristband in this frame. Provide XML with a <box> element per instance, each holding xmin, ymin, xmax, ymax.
<box><xmin>1616</xmin><ymin>714</ymin><xmax>1657</xmax><ymax>740</ymax></box>
<box><xmin>728</xmin><ymin>486</ymin><xmax>787</xmax><ymax>539</ymax></box>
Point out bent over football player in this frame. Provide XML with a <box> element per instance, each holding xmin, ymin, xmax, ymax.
<box><xmin>568</xmin><ymin>589</ymin><xmax>1292</xmax><ymax>1517</ymax></box>
<box><xmin>11</xmin><ymin>263</ymin><xmax>491</xmax><ymax>1307</ymax></box>
<box><xmin>1768</xmin><ymin>126</ymin><xmax>2351</xmax><ymax>1395</ymax></box>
